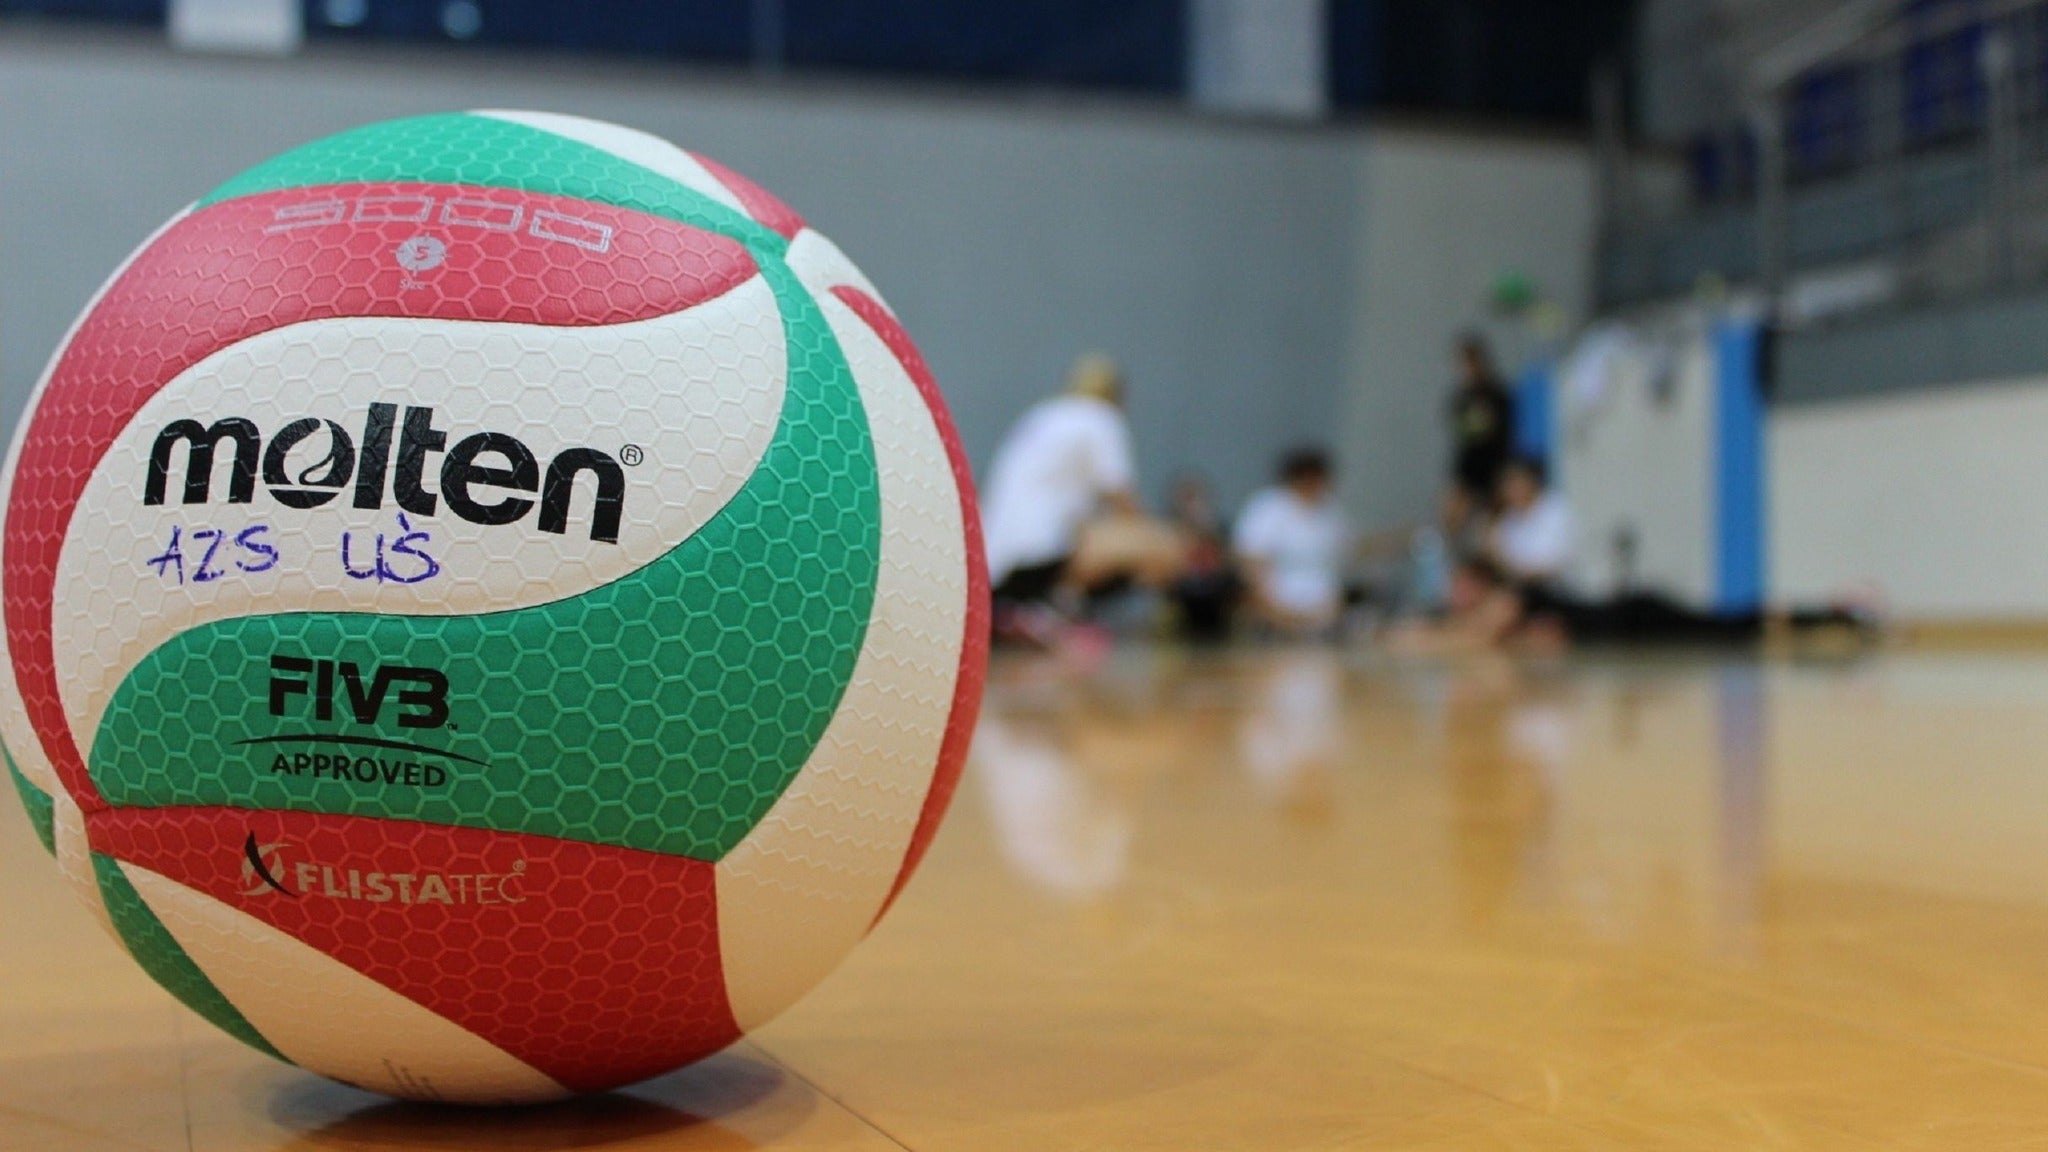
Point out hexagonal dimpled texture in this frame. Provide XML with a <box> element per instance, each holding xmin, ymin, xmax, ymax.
<box><xmin>0</xmin><ymin>111</ymin><xmax>985</xmax><ymax>1103</ymax></box>
<box><xmin>6</xmin><ymin>743</ymin><xmax>56</xmax><ymax>856</ymax></box>
<box><xmin>58</xmin><ymin>289</ymin><xmax>789</xmax><ymax>776</ymax></box>
<box><xmin>93</xmin><ymin>804</ymin><xmax>734</xmax><ymax>1094</ymax></box>
<box><xmin>89</xmin><ymin>257</ymin><xmax>878</xmax><ymax>862</ymax></box>
<box><xmin>6</xmin><ymin>182</ymin><xmax>758</xmax><ymax>807</ymax></box>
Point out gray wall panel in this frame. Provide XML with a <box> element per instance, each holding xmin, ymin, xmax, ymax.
<box><xmin>1778</xmin><ymin>288</ymin><xmax>2048</xmax><ymax>405</ymax></box>
<box><xmin>0</xmin><ymin>30</ymin><xmax>1352</xmax><ymax>508</ymax></box>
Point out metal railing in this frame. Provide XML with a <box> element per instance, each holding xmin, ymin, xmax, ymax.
<box><xmin>1602</xmin><ymin>0</ymin><xmax>2048</xmax><ymax>318</ymax></box>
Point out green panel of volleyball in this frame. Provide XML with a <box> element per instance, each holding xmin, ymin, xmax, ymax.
<box><xmin>5</xmin><ymin>746</ymin><xmax>54</xmax><ymax>856</ymax></box>
<box><xmin>0</xmin><ymin>753</ymin><xmax>267</xmax><ymax>1059</ymax></box>
<box><xmin>200</xmin><ymin>113</ymin><xmax>788</xmax><ymax>257</ymax></box>
<box><xmin>93</xmin><ymin>855</ymin><xmax>286</xmax><ymax>1060</ymax></box>
<box><xmin>89</xmin><ymin>117</ymin><xmax>882</xmax><ymax>862</ymax></box>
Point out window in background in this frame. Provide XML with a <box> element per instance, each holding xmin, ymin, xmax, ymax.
<box><xmin>0</xmin><ymin>0</ymin><xmax>164</xmax><ymax>20</ymax></box>
<box><xmin>1327</xmin><ymin>0</ymin><xmax>1635</xmax><ymax>127</ymax></box>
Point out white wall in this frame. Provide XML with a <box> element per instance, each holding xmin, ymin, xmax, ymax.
<box><xmin>1339</xmin><ymin>130</ymin><xmax>1597</xmax><ymax>529</ymax></box>
<box><xmin>1560</xmin><ymin>331</ymin><xmax>1718</xmax><ymax>603</ymax></box>
<box><xmin>1771</xmin><ymin>380</ymin><xmax>2048</xmax><ymax>617</ymax></box>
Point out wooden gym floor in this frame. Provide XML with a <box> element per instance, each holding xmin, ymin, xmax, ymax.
<box><xmin>11</xmin><ymin>644</ymin><xmax>2048</xmax><ymax>1149</ymax></box>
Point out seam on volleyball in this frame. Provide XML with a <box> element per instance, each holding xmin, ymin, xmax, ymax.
<box><xmin>5</xmin><ymin>184</ymin><xmax>767</xmax><ymax>818</ymax></box>
<box><xmin>22</xmin><ymin>194</ymin><xmax>831</xmax><ymax>638</ymax></box>
<box><xmin>466</xmin><ymin>111</ymin><xmax>749</xmax><ymax>215</ymax></box>
<box><xmin>824</xmin><ymin>285</ymin><xmax>988</xmax><ymax>923</ymax></box>
<box><xmin>94</xmin><ymin>804</ymin><xmax>739</xmax><ymax>1093</ymax></box>
<box><xmin>86</xmin><ymin>802</ymin><xmax>745</xmax><ymax>867</ymax></box>
<box><xmin>50</xmin><ymin>288</ymin><xmax>778</xmax><ymax>606</ymax></box>
<box><xmin>196</xmin><ymin>112</ymin><xmax>784</xmax><ymax>257</ymax></box>
<box><xmin>708</xmin><ymin>273</ymin><xmax>963</xmax><ymax>1013</ymax></box>
<box><xmin>117</xmin><ymin>856</ymin><xmax>570</xmax><ymax>1095</ymax></box>
<box><xmin>52</xmin><ymin>292</ymin><xmax>785</xmax><ymax>764</ymax></box>
<box><xmin>182</xmin><ymin>179</ymin><xmax>760</xmax><ymax>324</ymax></box>
<box><xmin>70</xmin><ymin>254</ymin><xmax>879</xmax><ymax>862</ymax></box>
<box><xmin>0</xmin><ymin>205</ymin><xmax>198</xmax><ymax>811</ymax></box>
<box><xmin>465</xmin><ymin>112</ymin><xmax>783</xmax><ymax>251</ymax></box>
<box><xmin>687</xmin><ymin>152</ymin><xmax>806</xmax><ymax>241</ymax></box>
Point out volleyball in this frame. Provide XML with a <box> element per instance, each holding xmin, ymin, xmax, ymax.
<box><xmin>0</xmin><ymin>111</ymin><xmax>988</xmax><ymax>1104</ymax></box>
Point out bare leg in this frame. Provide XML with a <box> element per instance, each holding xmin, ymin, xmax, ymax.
<box><xmin>1066</xmin><ymin>515</ymin><xmax>1189</xmax><ymax>596</ymax></box>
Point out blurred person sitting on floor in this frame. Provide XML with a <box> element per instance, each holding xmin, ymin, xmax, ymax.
<box><xmin>1487</xmin><ymin>456</ymin><xmax>1574</xmax><ymax>587</ymax></box>
<box><xmin>1233</xmin><ymin>446</ymin><xmax>1354</xmax><ymax>637</ymax></box>
<box><xmin>1166</xmin><ymin>472</ymin><xmax>1238</xmax><ymax>643</ymax></box>
<box><xmin>1386</xmin><ymin>557</ymin><xmax>1871</xmax><ymax>657</ymax></box>
<box><xmin>981</xmin><ymin>353</ymin><xmax>1184</xmax><ymax>645</ymax></box>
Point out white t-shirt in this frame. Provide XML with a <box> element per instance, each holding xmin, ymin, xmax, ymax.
<box><xmin>1232</xmin><ymin>487</ymin><xmax>1352</xmax><ymax>617</ymax></box>
<box><xmin>1492</xmin><ymin>492</ymin><xmax>1574</xmax><ymax>580</ymax></box>
<box><xmin>980</xmin><ymin>395</ymin><xmax>1136</xmax><ymax>583</ymax></box>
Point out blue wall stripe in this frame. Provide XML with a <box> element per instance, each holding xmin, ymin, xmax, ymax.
<box><xmin>1513</xmin><ymin>361</ymin><xmax>1554</xmax><ymax>465</ymax></box>
<box><xmin>1712</xmin><ymin>320</ymin><xmax>1766</xmax><ymax>614</ymax></box>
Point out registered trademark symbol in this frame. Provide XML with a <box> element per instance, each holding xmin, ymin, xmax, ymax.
<box><xmin>619</xmin><ymin>444</ymin><xmax>645</xmax><ymax>467</ymax></box>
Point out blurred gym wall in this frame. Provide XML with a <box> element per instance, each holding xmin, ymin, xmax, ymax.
<box><xmin>1341</xmin><ymin>129</ymin><xmax>1595</xmax><ymax>529</ymax></box>
<box><xmin>1770</xmin><ymin>381</ymin><xmax>2048</xmax><ymax>617</ymax></box>
<box><xmin>0</xmin><ymin>28</ymin><xmax>1593</xmax><ymax>516</ymax></box>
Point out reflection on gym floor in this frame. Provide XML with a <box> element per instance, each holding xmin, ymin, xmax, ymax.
<box><xmin>16</xmin><ymin>646</ymin><xmax>2048</xmax><ymax>1149</ymax></box>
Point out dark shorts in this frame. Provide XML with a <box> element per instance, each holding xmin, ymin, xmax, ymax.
<box><xmin>1520</xmin><ymin>584</ymin><xmax>1768</xmax><ymax>645</ymax></box>
<box><xmin>994</xmin><ymin>557</ymin><xmax>1071</xmax><ymax>605</ymax></box>
<box><xmin>1454</xmin><ymin>452</ymin><xmax>1507</xmax><ymax>505</ymax></box>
